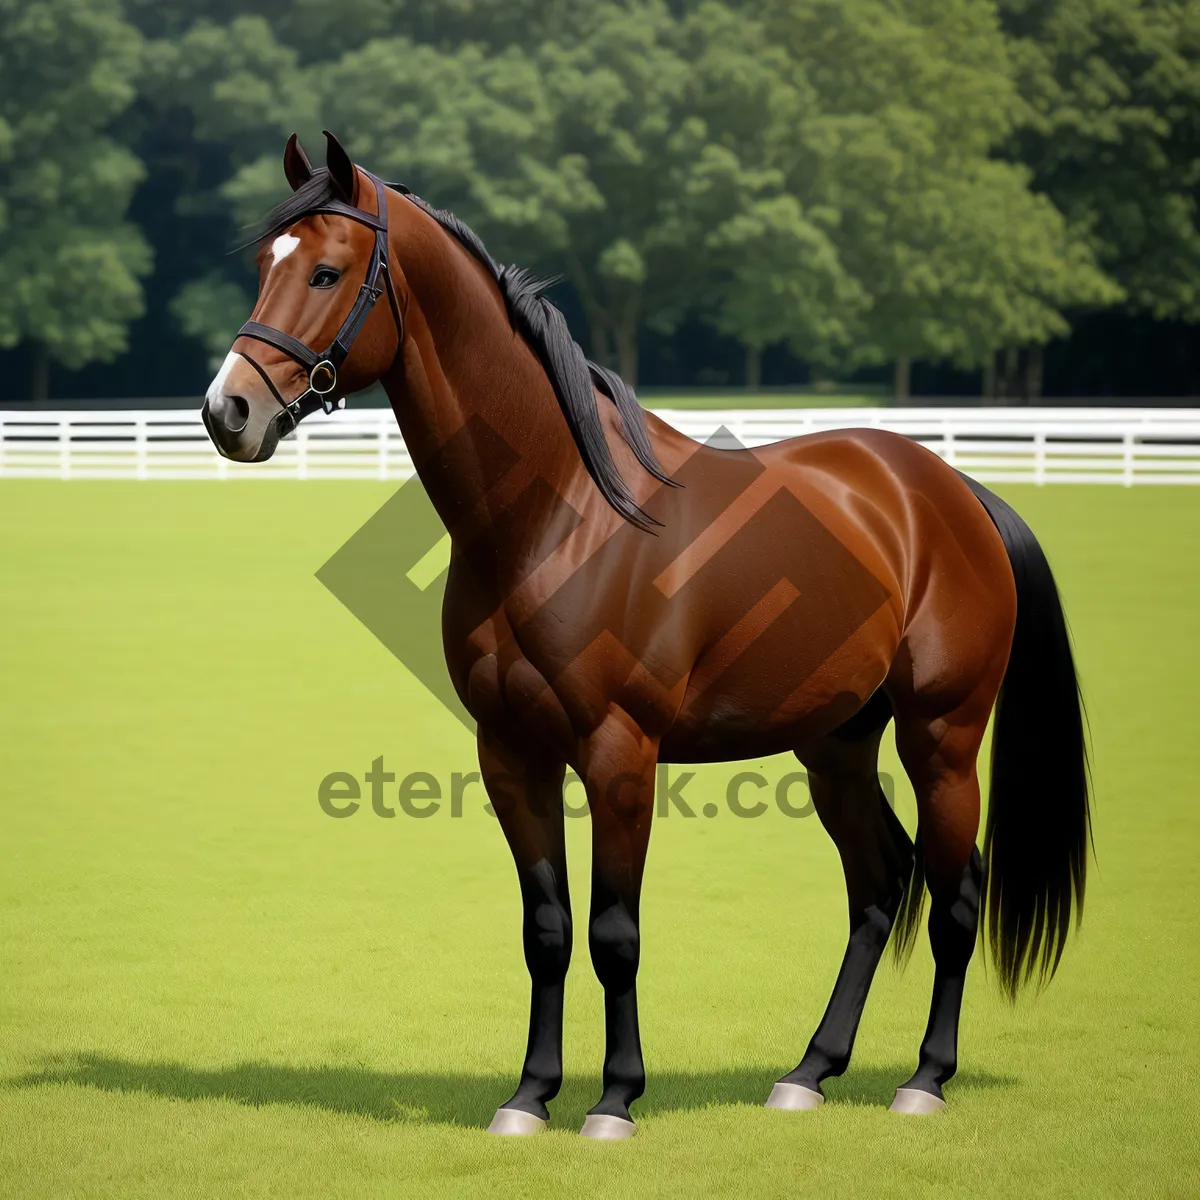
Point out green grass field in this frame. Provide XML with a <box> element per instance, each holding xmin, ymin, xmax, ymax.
<box><xmin>2</xmin><ymin>481</ymin><xmax>1198</xmax><ymax>1198</ymax></box>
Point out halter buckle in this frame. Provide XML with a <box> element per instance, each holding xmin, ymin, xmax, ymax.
<box><xmin>309</xmin><ymin>360</ymin><xmax>338</xmax><ymax>395</ymax></box>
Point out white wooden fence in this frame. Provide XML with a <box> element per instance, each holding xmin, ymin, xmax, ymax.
<box><xmin>2</xmin><ymin>406</ymin><xmax>1199</xmax><ymax>485</ymax></box>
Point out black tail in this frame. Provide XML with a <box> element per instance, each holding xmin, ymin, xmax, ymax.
<box><xmin>960</xmin><ymin>475</ymin><xmax>1092</xmax><ymax>998</ymax></box>
<box><xmin>891</xmin><ymin>833</ymin><xmax>926</xmax><ymax>968</ymax></box>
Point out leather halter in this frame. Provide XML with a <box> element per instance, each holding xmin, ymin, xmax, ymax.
<box><xmin>234</xmin><ymin>171</ymin><xmax>402</xmax><ymax>431</ymax></box>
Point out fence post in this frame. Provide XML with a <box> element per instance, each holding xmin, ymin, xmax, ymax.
<box><xmin>135</xmin><ymin>416</ymin><xmax>148</xmax><ymax>480</ymax></box>
<box><xmin>59</xmin><ymin>418</ymin><xmax>70</xmax><ymax>480</ymax></box>
<box><xmin>1034</xmin><ymin>430</ymin><xmax>1046</xmax><ymax>485</ymax></box>
<box><xmin>1122</xmin><ymin>432</ymin><xmax>1135</xmax><ymax>487</ymax></box>
<box><xmin>379</xmin><ymin>417</ymin><xmax>390</xmax><ymax>481</ymax></box>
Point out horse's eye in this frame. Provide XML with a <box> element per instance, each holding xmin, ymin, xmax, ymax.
<box><xmin>310</xmin><ymin>266</ymin><xmax>340</xmax><ymax>289</ymax></box>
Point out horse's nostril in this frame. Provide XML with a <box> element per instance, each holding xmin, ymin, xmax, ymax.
<box><xmin>226</xmin><ymin>394</ymin><xmax>250</xmax><ymax>430</ymax></box>
<box><xmin>210</xmin><ymin>392</ymin><xmax>250</xmax><ymax>434</ymax></box>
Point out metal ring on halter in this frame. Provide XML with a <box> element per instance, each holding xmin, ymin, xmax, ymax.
<box><xmin>309</xmin><ymin>360</ymin><xmax>338</xmax><ymax>395</ymax></box>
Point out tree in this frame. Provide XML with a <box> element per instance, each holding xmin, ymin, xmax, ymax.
<box><xmin>683</xmin><ymin>2</ymin><xmax>866</xmax><ymax>386</ymax></box>
<box><xmin>136</xmin><ymin>16</ymin><xmax>322</xmax><ymax>368</ymax></box>
<box><xmin>756</xmin><ymin>0</ymin><xmax>1119</xmax><ymax>399</ymax></box>
<box><xmin>301</xmin><ymin>1</ymin><xmax>841</xmax><ymax>385</ymax></box>
<box><xmin>1002</xmin><ymin>0</ymin><xmax>1200</xmax><ymax>323</ymax></box>
<box><xmin>0</xmin><ymin>0</ymin><xmax>151</xmax><ymax>399</ymax></box>
<box><xmin>169</xmin><ymin>275</ymin><xmax>256</xmax><ymax>371</ymax></box>
<box><xmin>854</xmin><ymin>160</ymin><xmax>1120</xmax><ymax>400</ymax></box>
<box><xmin>121</xmin><ymin>0</ymin><xmax>1163</xmax><ymax>399</ymax></box>
<box><xmin>133</xmin><ymin>3</ymin><xmax>666</xmax><ymax>383</ymax></box>
<box><xmin>307</xmin><ymin>3</ymin><xmax>694</xmax><ymax>383</ymax></box>
<box><xmin>704</xmin><ymin>193</ymin><xmax>865</xmax><ymax>389</ymax></box>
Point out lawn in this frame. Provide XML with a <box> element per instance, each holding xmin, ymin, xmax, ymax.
<box><xmin>0</xmin><ymin>480</ymin><xmax>1197</xmax><ymax>1198</ymax></box>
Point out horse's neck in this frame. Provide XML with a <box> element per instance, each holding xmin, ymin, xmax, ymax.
<box><xmin>380</xmin><ymin>230</ymin><xmax>584</xmax><ymax>560</ymax></box>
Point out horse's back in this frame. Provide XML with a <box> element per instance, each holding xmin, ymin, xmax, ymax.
<box><xmin>756</xmin><ymin>425</ymin><xmax>1012</xmax><ymax>603</ymax></box>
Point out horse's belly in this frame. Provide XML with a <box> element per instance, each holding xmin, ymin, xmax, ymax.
<box><xmin>659</xmin><ymin>683</ymin><xmax>865</xmax><ymax>763</ymax></box>
<box><xmin>658</xmin><ymin>601</ymin><xmax>898</xmax><ymax>762</ymax></box>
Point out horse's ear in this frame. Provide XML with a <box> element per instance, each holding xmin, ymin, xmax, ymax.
<box><xmin>283</xmin><ymin>133</ymin><xmax>313</xmax><ymax>192</ymax></box>
<box><xmin>323</xmin><ymin>130</ymin><xmax>357</xmax><ymax>204</ymax></box>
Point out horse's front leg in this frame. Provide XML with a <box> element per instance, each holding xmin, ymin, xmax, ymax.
<box><xmin>479</xmin><ymin>727</ymin><xmax>571</xmax><ymax>1136</ymax></box>
<box><xmin>578</xmin><ymin>709</ymin><xmax>657</xmax><ymax>1140</ymax></box>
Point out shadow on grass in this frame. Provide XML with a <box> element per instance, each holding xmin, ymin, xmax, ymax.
<box><xmin>7</xmin><ymin>1056</ymin><xmax>1015</xmax><ymax>1129</ymax></box>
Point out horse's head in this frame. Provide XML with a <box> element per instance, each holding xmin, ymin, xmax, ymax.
<box><xmin>202</xmin><ymin>132</ymin><xmax>403</xmax><ymax>462</ymax></box>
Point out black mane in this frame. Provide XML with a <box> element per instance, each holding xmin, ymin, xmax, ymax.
<box><xmin>254</xmin><ymin>169</ymin><xmax>672</xmax><ymax>530</ymax></box>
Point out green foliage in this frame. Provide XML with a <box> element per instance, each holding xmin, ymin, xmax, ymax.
<box><xmin>9</xmin><ymin>0</ymin><xmax>1196</xmax><ymax>394</ymax></box>
<box><xmin>754</xmin><ymin>0</ymin><xmax>1119</xmax><ymax>385</ymax></box>
<box><xmin>1002</xmin><ymin>0</ymin><xmax>1200</xmax><ymax>320</ymax></box>
<box><xmin>169</xmin><ymin>274</ymin><xmax>252</xmax><ymax>369</ymax></box>
<box><xmin>684</xmin><ymin>2</ymin><xmax>865</xmax><ymax>369</ymax></box>
<box><xmin>0</xmin><ymin>0</ymin><xmax>151</xmax><ymax>380</ymax></box>
<box><xmin>136</xmin><ymin>16</ymin><xmax>321</xmax><ymax>360</ymax></box>
<box><xmin>299</xmin><ymin>0</ymin><xmax>1133</xmax><ymax>384</ymax></box>
<box><xmin>705</xmin><ymin>195</ymin><xmax>864</xmax><ymax>364</ymax></box>
<box><xmin>301</xmin><ymin>5</ymin><xmax>701</xmax><ymax>378</ymax></box>
<box><xmin>314</xmin><ymin>1</ymin><xmax>863</xmax><ymax>381</ymax></box>
<box><xmin>141</xmin><ymin>17</ymin><xmax>318</xmax><ymax>161</ymax></box>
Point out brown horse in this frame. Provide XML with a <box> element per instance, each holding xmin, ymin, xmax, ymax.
<box><xmin>202</xmin><ymin>133</ymin><xmax>1090</xmax><ymax>1139</ymax></box>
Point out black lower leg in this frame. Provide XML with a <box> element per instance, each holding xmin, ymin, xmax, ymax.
<box><xmin>502</xmin><ymin>858</ymin><xmax>572</xmax><ymax>1119</ymax></box>
<box><xmin>781</xmin><ymin>793</ymin><xmax>912</xmax><ymax>1091</ymax></box>
<box><xmin>781</xmin><ymin>903</ymin><xmax>895</xmax><ymax>1090</ymax></box>
<box><xmin>901</xmin><ymin>847</ymin><xmax>983</xmax><ymax>1100</ymax></box>
<box><xmin>587</xmin><ymin>883</ymin><xmax>644</xmax><ymax>1121</ymax></box>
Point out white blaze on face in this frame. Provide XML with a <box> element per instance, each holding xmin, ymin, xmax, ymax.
<box><xmin>205</xmin><ymin>351</ymin><xmax>239</xmax><ymax>405</ymax></box>
<box><xmin>205</xmin><ymin>234</ymin><xmax>302</xmax><ymax>407</ymax></box>
<box><xmin>269</xmin><ymin>233</ymin><xmax>301</xmax><ymax>268</ymax></box>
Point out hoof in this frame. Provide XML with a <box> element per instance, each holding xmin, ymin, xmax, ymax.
<box><xmin>580</xmin><ymin>1113</ymin><xmax>637</xmax><ymax>1140</ymax></box>
<box><xmin>488</xmin><ymin>1107</ymin><xmax>547</xmax><ymax>1136</ymax></box>
<box><xmin>765</xmin><ymin>1082</ymin><xmax>825</xmax><ymax>1111</ymax></box>
<box><xmin>890</xmin><ymin>1087</ymin><xmax>946</xmax><ymax>1115</ymax></box>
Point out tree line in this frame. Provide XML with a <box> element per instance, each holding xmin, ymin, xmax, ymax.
<box><xmin>1</xmin><ymin>0</ymin><xmax>1198</xmax><ymax>400</ymax></box>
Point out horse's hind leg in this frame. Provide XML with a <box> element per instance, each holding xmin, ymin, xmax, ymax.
<box><xmin>888</xmin><ymin>696</ymin><xmax>990</xmax><ymax>1113</ymax></box>
<box><xmin>767</xmin><ymin>700</ymin><xmax>913</xmax><ymax>1110</ymax></box>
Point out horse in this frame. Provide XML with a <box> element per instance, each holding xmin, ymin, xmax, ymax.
<box><xmin>201</xmin><ymin>132</ymin><xmax>1090</xmax><ymax>1140</ymax></box>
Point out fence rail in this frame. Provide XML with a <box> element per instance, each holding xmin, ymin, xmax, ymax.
<box><xmin>2</xmin><ymin>406</ymin><xmax>1199</xmax><ymax>485</ymax></box>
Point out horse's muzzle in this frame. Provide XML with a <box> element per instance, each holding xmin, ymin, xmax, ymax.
<box><xmin>202</xmin><ymin>395</ymin><xmax>283</xmax><ymax>463</ymax></box>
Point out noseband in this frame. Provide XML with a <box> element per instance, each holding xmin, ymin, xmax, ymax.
<box><xmin>234</xmin><ymin>171</ymin><xmax>403</xmax><ymax>430</ymax></box>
